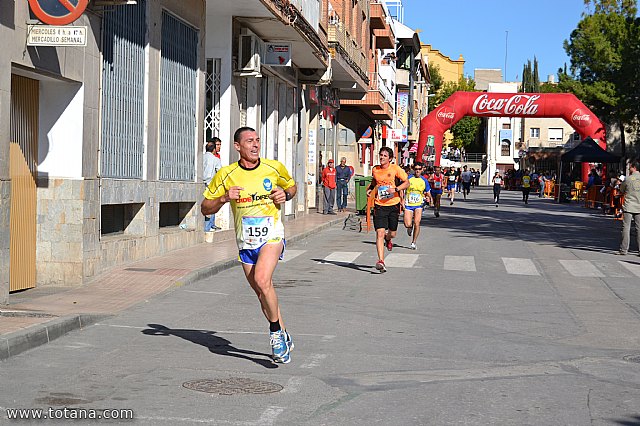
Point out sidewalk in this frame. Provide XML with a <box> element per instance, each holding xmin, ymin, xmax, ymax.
<box><xmin>0</xmin><ymin>210</ymin><xmax>351</xmax><ymax>360</ymax></box>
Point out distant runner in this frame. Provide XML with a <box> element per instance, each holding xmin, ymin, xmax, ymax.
<box><xmin>522</xmin><ymin>169</ymin><xmax>531</xmax><ymax>205</ymax></box>
<box><xmin>403</xmin><ymin>162</ymin><xmax>431</xmax><ymax>250</ymax></box>
<box><xmin>461</xmin><ymin>165</ymin><xmax>472</xmax><ymax>200</ymax></box>
<box><xmin>492</xmin><ymin>171</ymin><xmax>503</xmax><ymax>207</ymax></box>
<box><xmin>446</xmin><ymin>167</ymin><xmax>457</xmax><ymax>205</ymax></box>
<box><xmin>429</xmin><ymin>166</ymin><xmax>445</xmax><ymax>217</ymax></box>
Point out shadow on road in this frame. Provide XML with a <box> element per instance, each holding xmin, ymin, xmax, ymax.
<box><xmin>311</xmin><ymin>258</ymin><xmax>376</xmax><ymax>273</ymax></box>
<box><xmin>612</xmin><ymin>414</ymin><xmax>640</xmax><ymax>425</ymax></box>
<box><xmin>141</xmin><ymin>324</ymin><xmax>278</xmax><ymax>369</ymax></box>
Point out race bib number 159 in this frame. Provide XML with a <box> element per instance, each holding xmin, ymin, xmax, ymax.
<box><xmin>242</xmin><ymin>216</ymin><xmax>274</xmax><ymax>247</ymax></box>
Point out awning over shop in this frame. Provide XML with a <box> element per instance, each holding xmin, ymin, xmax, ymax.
<box><xmin>560</xmin><ymin>137</ymin><xmax>621</xmax><ymax>163</ymax></box>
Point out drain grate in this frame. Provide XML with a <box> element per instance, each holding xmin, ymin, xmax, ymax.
<box><xmin>623</xmin><ymin>354</ymin><xmax>640</xmax><ymax>363</ymax></box>
<box><xmin>0</xmin><ymin>310</ymin><xmax>57</xmax><ymax>318</ymax></box>
<box><xmin>183</xmin><ymin>378</ymin><xmax>283</xmax><ymax>395</ymax></box>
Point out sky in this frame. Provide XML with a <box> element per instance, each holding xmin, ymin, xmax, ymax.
<box><xmin>400</xmin><ymin>0</ymin><xmax>591</xmax><ymax>83</ymax></box>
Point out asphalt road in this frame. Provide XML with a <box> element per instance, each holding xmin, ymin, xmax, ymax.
<box><xmin>2</xmin><ymin>188</ymin><xmax>640</xmax><ymax>425</ymax></box>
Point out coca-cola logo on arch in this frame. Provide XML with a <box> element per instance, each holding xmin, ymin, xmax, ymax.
<box><xmin>471</xmin><ymin>94</ymin><xmax>541</xmax><ymax>115</ymax></box>
<box><xmin>571</xmin><ymin>108</ymin><xmax>592</xmax><ymax>128</ymax></box>
<box><xmin>436</xmin><ymin>106</ymin><xmax>456</xmax><ymax>125</ymax></box>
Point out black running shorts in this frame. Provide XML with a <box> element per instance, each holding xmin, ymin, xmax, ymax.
<box><xmin>373</xmin><ymin>204</ymin><xmax>401</xmax><ymax>231</ymax></box>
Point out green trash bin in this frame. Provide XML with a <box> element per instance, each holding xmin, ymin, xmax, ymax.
<box><xmin>354</xmin><ymin>175</ymin><xmax>373</xmax><ymax>214</ymax></box>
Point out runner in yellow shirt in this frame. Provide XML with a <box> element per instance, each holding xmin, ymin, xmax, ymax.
<box><xmin>403</xmin><ymin>162</ymin><xmax>432</xmax><ymax>250</ymax></box>
<box><xmin>522</xmin><ymin>170</ymin><xmax>532</xmax><ymax>205</ymax></box>
<box><xmin>201</xmin><ymin>127</ymin><xmax>297</xmax><ymax>364</ymax></box>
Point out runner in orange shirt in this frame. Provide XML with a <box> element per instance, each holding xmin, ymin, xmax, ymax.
<box><xmin>366</xmin><ymin>147</ymin><xmax>409</xmax><ymax>272</ymax></box>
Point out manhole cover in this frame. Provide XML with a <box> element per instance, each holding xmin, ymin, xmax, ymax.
<box><xmin>623</xmin><ymin>354</ymin><xmax>640</xmax><ymax>363</ymax></box>
<box><xmin>183</xmin><ymin>378</ymin><xmax>283</xmax><ymax>395</ymax></box>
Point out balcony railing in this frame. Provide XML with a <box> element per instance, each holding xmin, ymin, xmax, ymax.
<box><xmin>289</xmin><ymin>0</ymin><xmax>319</xmax><ymax>31</ymax></box>
<box><xmin>327</xmin><ymin>21</ymin><xmax>367</xmax><ymax>79</ymax></box>
<box><xmin>369</xmin><ymin>72</ymin><xmax>394</xmax><ymax>106</ymax></box>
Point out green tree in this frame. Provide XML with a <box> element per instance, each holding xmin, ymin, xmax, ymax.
<box><xmin>430</xmin><ymin>76</ymin><xmax>481</xmax><ymax>148</ymax></box>
<box><xmin>561</xmin><ymin>0</ymin><xmax>640</xmax><ymax>158</ymax></box>
<box><xmin>428</xmin><ymin>64</ymin><xmax>444</xmax><ymax>97</ymax></box>
<box><xmin>520</xmin><ymin>57</ymin><xmax>540</xmax><ymax>92</ymax></box>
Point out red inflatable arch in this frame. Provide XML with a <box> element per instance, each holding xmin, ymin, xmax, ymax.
<box><xmin>417</xmin><ymin>92</ymin><xmax>607</xmax><ymax>176</ymax></box>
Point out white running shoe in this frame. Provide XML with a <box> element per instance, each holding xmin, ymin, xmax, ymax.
<box><xmin>410</xmin><ymin>242</ymin><xmax>416</xmax><ymax>250</ymax></box>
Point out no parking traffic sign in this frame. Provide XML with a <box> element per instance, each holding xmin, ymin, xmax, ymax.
<box><xmin>28</xmin><ymin>0</ymin><xmax>89</xmax><ymax>26</ymax></box>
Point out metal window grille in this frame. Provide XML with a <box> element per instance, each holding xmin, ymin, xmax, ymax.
<box><xmin>204</xmin><ymin>58</ymin><xmax>221</xmax><ymax>141</ymax></box>
<box><xmin>159</xmin><ymin>12</ymin><xmax>198</xmax><ymax>181</ymax></box>
<box><xmin>101</xmin><ymin>0</ymin><xmax>146</xmax><ymax>179</ymax></box>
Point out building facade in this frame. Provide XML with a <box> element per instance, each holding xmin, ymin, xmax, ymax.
<box><xmin>1</xmin><ymin>1</ymin><xmax>208</xmax><ymax>303</ymax></box>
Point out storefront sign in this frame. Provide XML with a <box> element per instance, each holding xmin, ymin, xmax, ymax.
<box><xmin>308</xmin><ymin>129</ymin><xmax>316</xmax><ymax>164</ymax></box>
<box><xmin>27</xmin><ymin>25</ymin><xmax>87</xmax><ymax>46</ymax></box>
<box><xmin>28</xmin><ymin>0</ymin><xmax>89</xmax><ymax>26</ymax></box>
<box><xmin>388</xmin><ymin>128</ymin><xmax>403</xmax><ymax>142</ymax></box>
<box><xmin>263</xmin><ymin>43</ymin><xmax>292</xmax><ymax>67</ymax></box>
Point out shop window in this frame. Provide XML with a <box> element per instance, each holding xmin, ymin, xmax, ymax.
<box><xmin>159</xmin><ymin>202</ymin><xmax>194</xmax><ymax>228</ymax></box>
<box><xmin>101</xmin><ymin>203</ymin><xmax>143</xmax><ymax>236</ymax></box>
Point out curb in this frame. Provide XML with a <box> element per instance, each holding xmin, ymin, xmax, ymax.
<box><xmin>0</xmin><ymin>313</ymin><xmax>111</xmax><ymax>361</ymax></box>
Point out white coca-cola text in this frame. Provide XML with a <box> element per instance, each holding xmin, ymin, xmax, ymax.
<box><xmin>437</xmin><ymin>111</ymin><xmax>455</xmax><ymax>120</ymax></box>
<box><xmin>572</xmin><ymin>113</ymin><xmax>591</xmax><ymax>125</ymax></box>
<box><xmin>472</xmin><ymin>94</ymin><xmax>541</xmax><ymax>116</ymax></box>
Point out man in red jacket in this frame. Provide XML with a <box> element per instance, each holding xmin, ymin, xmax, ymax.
<box><xmin>322</xmin><ymin>159</ymin><xmax>337</xmax><ymax>215</ymax></box>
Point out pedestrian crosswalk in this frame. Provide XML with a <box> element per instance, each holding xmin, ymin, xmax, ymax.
<box><xmin>282</xmin><ymin>249</ymin><xmax>640</xmax><ymax>278</ymax></box>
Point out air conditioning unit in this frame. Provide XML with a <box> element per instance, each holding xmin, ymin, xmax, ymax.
<box><xmin>236</xmin><ymin>29</ymin><xmax>263</xmax><ymax>76</ymax></box>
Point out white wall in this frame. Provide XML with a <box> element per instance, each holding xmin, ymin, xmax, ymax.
<box><xmin>38</xmin><ymin>82</ymin><xmax>84</xmax><ymax>178</ymax></box>
<box><xmin>205</xmin><ymin>13</ymin><xmax>233</xmax><ymax>165</ymax></box>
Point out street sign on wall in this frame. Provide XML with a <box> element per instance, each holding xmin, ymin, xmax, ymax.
<box><xmin>263</xmin><ymin>43</ymin><xmax>292</xmax><ymax>67</ymax></box>
<box><xmin>27</xmin><ymin>25</ymin><xmax>87</xmax><ymax>46</ymax></box>
<box><xmin>28</xmin><ymin>0</ymin><xmax>89</xmax><ymax>26</ymax></box>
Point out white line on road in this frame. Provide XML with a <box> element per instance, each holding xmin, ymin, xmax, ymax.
<box><xmin>184</xmin><ymin>290</ymin><xmax>229</xmax><ymax>296</ymax></box>
<box><xmin>322</xmin><ymin>252</ymin><xmax>362</xmax><ymax>264</ymax></box>
<box><xmin>502</xmin><ymin>258</ymin><xmax>540</xmax><ymax>276</ymax></box>
<box><xmin>619</xmin><ymin>261</ymin><xmax>640</xmax><ymax>278</ymax></box>
<box><xmin>385</xmin><ymin>253</ymin><xmax>420</xmax><ymax>268</ymax></box>
<box><xmin>281</xmin><ymin>249</ymin><xmax>306</xmax><ymax>263</ymax></box>
<box><xmin>444</xmin><ymin>256</ymin><xmax>476</xmax><ymax>272</ymax></box>
<box><xmin>559</xmin><ymin>260</ymin><xmax>604</xmax><ymax>277</ymax></box>
<box><xmin>299</xmin><ymin>353</ymin><xmax>327</xmax><ymax>369</ymax></box>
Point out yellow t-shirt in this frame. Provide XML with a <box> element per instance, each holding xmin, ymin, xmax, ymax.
<box><xmin>405</xmin><ymin>176</ymin><xmax>428</xmax><ymax>207</ymax></box>
<box><xmin>203</xmin><ymin>158</ymin><xmax>295</xmax><ymax>250</ymax></box>
<box><xmin>522</xmin><ymin>175</ymin><xmax>531</xmax><ymax>188</ymax></box>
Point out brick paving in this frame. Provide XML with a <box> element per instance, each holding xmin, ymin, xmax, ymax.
<box><xmin>0</xmin><ymin>211</ymin><xmax>350</xmax><ymax>337</ymax></box>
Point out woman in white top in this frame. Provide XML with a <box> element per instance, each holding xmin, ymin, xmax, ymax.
<box><xmin>492</xmin><ymin>171</ymin><xmax>503</xmax><ymax>207</ymax></box>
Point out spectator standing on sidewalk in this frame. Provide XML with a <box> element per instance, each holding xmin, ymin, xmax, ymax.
<box><xmin>203</xmin><ymin>138</ymin><xmax>222</xmax><ymax>233</ymax></box>
<box><xmin>618</xmin><ymin>159</ymin><xmax>640</xmax><ymax>255</ymax></box>
<box><xmin>336</xmin><ymin>157</ymin><xmax>352</xmax><ymax>212</ymax></box>
<box><xmin>322</xmin><ymin>159</ymin><xmax>337</xmax><ymax>215</ymax></box>
<box><xmin>201</xmin><ymin>127</ymin><xmax>297</xmax><ymax>364</ymax></box>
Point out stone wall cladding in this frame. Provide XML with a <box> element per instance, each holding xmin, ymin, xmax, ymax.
<box><xmin>0</xmin><ymin>180</ymin><xmax>10</xmax><ymax>304</ymax></box>
<box><xmin>36</xmin><ymin>179</ymin><xmax>84</xmax><ymax>287</ymax></box>
<box><xmin>96</xmin><ymin>179</ymin><xmax>203</xmax><ymax>275</ymax></box>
